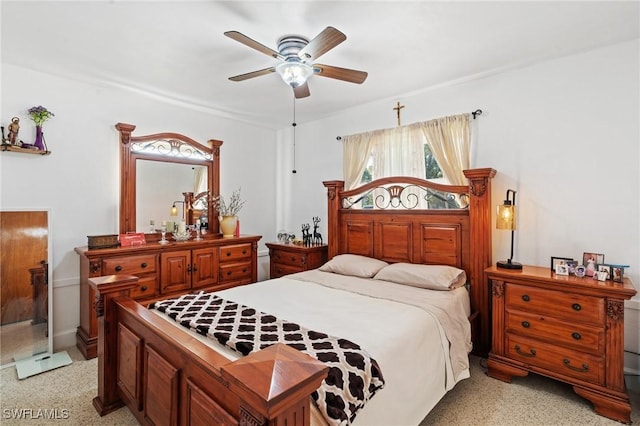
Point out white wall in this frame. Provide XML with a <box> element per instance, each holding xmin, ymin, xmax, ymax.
<box><xmin>1</xmin><ymin>64</ymin><xmax>278</xmax><ymax>350</ymax></box>
<box><xmin>278</xmin><ymin>39</ymin><xmax>640</xmax><ymax>370</ymax></box>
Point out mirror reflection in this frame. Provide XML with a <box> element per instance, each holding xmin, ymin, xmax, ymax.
<box><xmin>136</xmin><ymin>161</ymin><xmax>208</xmax><ymax>232</ymax></box>
<box><xmin>0</xmin><ymin>210</ymin><xmax>50</xmax><ymax>366</ymax></box>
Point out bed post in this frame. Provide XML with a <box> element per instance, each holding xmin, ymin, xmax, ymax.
<box><xmin>88</xmin><ymin>274</ymin><xmax>139</xmax><ymax>416</ymax></box>
<box><xmin>323</xmin><ymin>180</ymin><xmax>344</xmax><ymax>259</ymax></box>
<box><xmin>463</xmin><ymin>168</ymin><xmax>496</xmax><ymax>357</ymax></box>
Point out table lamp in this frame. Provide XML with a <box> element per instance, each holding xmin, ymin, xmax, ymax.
<box><xmin>496</xmin><ymin>189</ymin><xmax>522</xmax><ymax>270</ymax></box>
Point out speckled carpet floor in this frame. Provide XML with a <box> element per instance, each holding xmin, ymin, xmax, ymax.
<box><xmin>1</xmin><ymin>346</ymin><xmax>638</xmax><ymax>425</ymax></box>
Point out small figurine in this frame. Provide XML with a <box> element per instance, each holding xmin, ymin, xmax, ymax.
<box><xmin>312</xmin><ymin>217</ymin><xmax>323</xmax><ymax>245</ymax></box>
<box><xmin>301</xmin><ymin>224</ymin><xmax>311</xmax><ymax>246</ymax></box>
<box><xmin>7</xmin><ymin>117</ymin><xmax>20</xmax><ymax>145</ymax></box>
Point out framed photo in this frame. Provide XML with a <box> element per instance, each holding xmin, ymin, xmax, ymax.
<box><xmin>575</xmin><ymin>265</ymin><xmax>586</xmax><ymax>278</ymax></box>
<box><xmin>611</xmin><ymin>266</ymin><xmax>625</xmax><ymax>283</ymax></box>
<box><xmin>551</xmin><ymin>257</ymin><xmax>573</xmax><ymax>272</ymax></box>
<box><xmin>582</xmin><ymin>252</ymin><xmax>605</xmax><ymax>269</ymax></box>
<box><xmin>555</xmin><ymin>264</ymin><xmax>570</xmax><ymax>276</ymax></box>
<box><xmin>597</xmin><ymin>264</ymin><xmax>612</xmax><ymax>280</ymax></box>
<box><xmin>566</xmin><ymin>260</ymin><xmax>578</xmax><ymax>275</ymax></box>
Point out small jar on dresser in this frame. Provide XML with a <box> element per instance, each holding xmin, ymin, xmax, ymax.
<box><xmin>266</xmin><ymin>242</ymin><xmax>328</xmax><ymax>279</ymax></box>
<box><xmin>486</xmin><ymin>264</ymin><xmax>637</xmax><ymax>423</ymax></box>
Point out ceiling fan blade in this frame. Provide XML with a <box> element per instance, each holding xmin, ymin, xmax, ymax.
<box><xmin>294</xmin><ymin>82</ymin><xmax>310</xmax><ymax>99</ymax></box>
<box><xmin>298</xmin><ymin>27</ymin><xmax>346</xmax><ymax>62</ymax></box>
<box><xmin>313</xmin><ymin>64</ymin><xmax>368</xmax><ymax>84</ymax></box>
<box><xmin>224</xmin><ymin>31</ymin><xmax>284</xmax><ymax>60</ymax></box>
<box><xmin>228</xmin><ymin>67</ymin><xmax>276</xmax><ymax>82</ymax></box>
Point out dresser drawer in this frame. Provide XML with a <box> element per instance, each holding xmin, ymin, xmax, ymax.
<box><xmin>271</xmin><ymin>250</ymin><xmax>306</xmax><ymax>267</ymax></box>
<box><xmin>102</xmin><ymin>254</ymin><xmax>157</xmax><ymax>275</ymax></box>
<box><xmin>219</xmin><ymin>244</ymin><xmax>252</xmax><ymax>262</ymax></box>
<box><xmin>219</xmin><ymin>261</ymin><xmax>252</xmax><ymax>282</ymax></box>
<box><xmin>129</xmin><ymin>275</ymin><xmax>159</xmax><ymax>300</ymax></box>
<box><xmin>505</xmin><ymin>334</ymin><xmax>605</xmax><ymax>385</ymax></box>
<box><xmin>272</xmin><ymin>263</ymin><xmax>302</xmax><ymax>279</ymax></box>
<box><xmin>506</xmin><ymin>311</ymin><xmax>604</xmax><ymax>354</ymax></box>
<box><xmin>506</xmin><ymin>283</ymin><xmax>605</xmax><ymax>325</ymax></box>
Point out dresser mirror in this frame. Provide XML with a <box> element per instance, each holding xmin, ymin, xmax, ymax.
<box><xmin>0</xmin><ymin>209</ymin><xmax>51</xmax><ymax>367</ymax></box>
<box><xmin>116</xmin><ymin>123</ymin><xmax>222</xmax><ymax>235</ymax></box>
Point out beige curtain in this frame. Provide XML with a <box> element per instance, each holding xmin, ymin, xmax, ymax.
<box><xmin>418</xmin><ymin>113</ymin><xmax>470</xmax><ymax>185</ymax></box>
<box><xmin>193</xmin><ymin>166</ymin><xmax>207</xmax><ymax>209</ymax></box>
<box><xmin>343</xmin><ymin>131</ymin><xmax>376</xmax><ymax>190</ymax></box>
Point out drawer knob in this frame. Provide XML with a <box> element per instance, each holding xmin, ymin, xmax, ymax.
<box><xmin>242</xmin><ymin>268</ymin><xmax>247</xmax><ymax>273</ymax></box>
<box><xmin>115</xmin><ymin>265</ymin><xmax>122</xmax><ymax>272</ymax></box>
<box><xmin>226</xmin><ymin>252</ymin><xmax>231</xmax><ymax>257</ymax></box>
<box><xmin>514</xmin><ymin>344</ymin><xmax>536</xmax><ymax>358</ymax></box>
<box><xmin>522</xmin><ymin>295</ymin><xmax>530</xmax><ymax>302</ymax></box>
<box><xmin>563</xmin><ymin>358</ymin><xmax>589</xmax><ymax>372</ymax></box>
<box><xmin>242</xmin><ymin>250</ymin><xmax>247</xmax><ymax>255</ymax></box>
<box><xmin>141</xmin><ymin>262</ymin><xmax>147</xmax><ymax>268</ymax></box>
<box><xmin>291</xmin><ymin>256</ymin><xmax>296</xmax><ymax>261</ymax></box>
<box><xmin>226</xmin><ymin>271</ymin><xmax>232</xmax><ymax>276</ymax></box>
<box><xmin>140</xmin><ymin>285</ymin><xmax>148</xmax><ymax>292</ymax></box>
<box><xmin>572</xmin><ymin>303</ymin><xmax>582</xmax><ymax>311</ymax></box>
<box><xmin>521</xmin><ymin>321</ymin><xmax>530</xmax><ymax>328</ymax></box>
<box><xmin>571</xmin><ymin>332</ymin><xmax>582</xmax><ymax>340</ymax></box>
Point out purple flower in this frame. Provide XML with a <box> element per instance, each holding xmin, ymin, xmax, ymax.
<box><xmin>28</xmin><ymin>105</ymin><xmax>55</xmax><ymax>127</ymax></box>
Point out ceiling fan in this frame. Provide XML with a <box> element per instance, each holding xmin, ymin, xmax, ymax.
<box><xmin>224</xmin><ymin>26</ymin><xmax>368</xmax><ymax>99</ymax></box>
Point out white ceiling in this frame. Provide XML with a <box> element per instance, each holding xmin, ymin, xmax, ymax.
<box><xmin>2</xmin><ymin>1</ymin><xmax>638</xmax><ymax>129</ymax></box>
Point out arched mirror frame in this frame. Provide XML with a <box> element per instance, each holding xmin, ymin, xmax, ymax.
<box><xmin>116</xmin><ymin>123</ymin><xmax>222</xmax><ymax>235</ymax></box>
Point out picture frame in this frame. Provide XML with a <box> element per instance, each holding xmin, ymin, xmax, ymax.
<box><xmin>551</xmin><ymin>256</ymin><xmax>573</xmax><ymax>272</ymax></box>
<box><xmin>611</xmin><ymin>266</ymin><xmax>625</xmax><ymax>283</ymax></box>
<box><xmin>555</xmin><ymin>264</ymin><xmax>570</xmax><ymax>276</ymax></box>
<box><xmin>566</xmin><ymin>260</ymin><xmax>578</xmax><ymax>275</ymax></box>
<box><xmin>597</xmin><ymin>264</ymin><xmax>612</xmax><ymax>280</ymax></box>
<box><xmin>582</xmin><ymin>252</ymin><xmax>605</xmax><ymax>269</ymax></box>
<box><xmin>575</xmin><ymin>265</ymin><xmax>586</xmax><ymax>278</ymax></box>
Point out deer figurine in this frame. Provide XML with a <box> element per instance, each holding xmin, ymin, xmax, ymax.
<box><xmin>312</xmin><ymin>217</ymin><xmax>323</xmax><ymax>245</ymax></box>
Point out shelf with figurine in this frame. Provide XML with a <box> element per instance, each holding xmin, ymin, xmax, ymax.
<box><xmin>1</xmin><ymin>106</ymin><xmax>54</xmax><ymax>156</ymax></box>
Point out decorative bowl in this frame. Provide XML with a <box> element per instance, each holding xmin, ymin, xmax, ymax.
<box><xmin>172</xmin><ymin>230</ymin><xmax>192</xmax><ymax>241</ymax></box>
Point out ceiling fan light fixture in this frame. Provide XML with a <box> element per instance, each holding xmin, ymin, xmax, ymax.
<box><xmin>276</xmin><ymin>61</ymin><xmax>313</xmax><ymax>88</ymax></box>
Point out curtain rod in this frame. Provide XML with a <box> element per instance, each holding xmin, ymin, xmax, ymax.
<box><xmin>336</xmin><ymin>108</ymin><xmax>483</xmax><ymax>140</ymax></box>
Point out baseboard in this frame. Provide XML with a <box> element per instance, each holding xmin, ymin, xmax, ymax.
<box><xmin>52</xmin><ymin>329</ymin><xmax>77</xmax><ymax>352</ymax></box>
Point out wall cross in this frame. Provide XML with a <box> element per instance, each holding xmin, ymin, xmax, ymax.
<box><xmin>393</xmin><ymin>101</ymin><xmax>405</xmax><ymax>126</ymax></box>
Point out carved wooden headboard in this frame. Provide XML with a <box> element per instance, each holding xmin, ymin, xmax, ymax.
<box><xmin>324</xmin><ymin>168</ymin><xmax>496</xmax><ymax>356</ymax></box>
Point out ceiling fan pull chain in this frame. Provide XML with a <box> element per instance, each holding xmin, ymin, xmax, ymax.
<box><xmin>292</xmin><ymin>97</ymin><xmax>297</xmax><ymax>174</ymax></box>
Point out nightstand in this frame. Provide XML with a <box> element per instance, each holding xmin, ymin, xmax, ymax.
<box><xmin>266</xmin><ymin>243</ymin><xmax>328</xmax><ymax>279</ymax></box>
<box><xmin>486</xmin><ymin>265</ymin><xmax>637</xmax><ymax>423</ymax></box>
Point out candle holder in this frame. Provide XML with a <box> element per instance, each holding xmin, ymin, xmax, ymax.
<box><xmin>193</xmin><ymin>223</ymin><xmax>202</xmax><ymax>241</ymax></box>
<box><xmin>159</xmin><ymin>226</ymin><xmax>169</xmax><ymax>244</ymax></box>
<box><xmin>172</xmin><ymin>229</ymin><xmax>192</xmax><ymax>242</ymax></box>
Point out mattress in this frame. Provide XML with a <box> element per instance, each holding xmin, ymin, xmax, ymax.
<box><xmin>150</xmin><ymin>269</ymin><xmax>471</xmax><ymax>425</ymax></box>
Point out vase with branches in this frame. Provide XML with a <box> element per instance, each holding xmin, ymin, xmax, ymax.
<box><xmin>212</xmin><ymin>188</ymin><xmax>245</xmax><ymax>237</ymax></box>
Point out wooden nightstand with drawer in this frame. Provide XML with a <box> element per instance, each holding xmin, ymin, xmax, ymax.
<box><xmin>486</xmin><ymin>265</ymin><xmax>637</xmax><ymax>423</ymax></box>
<box><xmin>266</xmin><ymin>243</ymin><xmax>328</xmax><ymax>279</ymax></box>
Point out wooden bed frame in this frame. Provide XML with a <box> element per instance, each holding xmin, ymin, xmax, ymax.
<box><xmin>90</xmin><ymin>168</ymin><xmax>495</xmax><ymax>425</ymax></box>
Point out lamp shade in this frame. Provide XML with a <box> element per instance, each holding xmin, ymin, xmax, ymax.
<box><xmin>496</xmin><ymin>204</ymin><xmax>516</xmax><ymax>230</ymax></box>
<box><xmin>276</xmin><ymin>61</ymin><xmax>313</xmax><ymax>88</ymax></box>
<box><xmin>170</xmin><ymin>205</ymin><xmax>178</xmax><ymax>217</ymax></box>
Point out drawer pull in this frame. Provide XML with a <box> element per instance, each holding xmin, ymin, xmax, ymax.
<box><xmin>291</xmin><ymin>256</ymin><xmax>296</xmax><ymax>261</ymax></box>
<box><xmin>571</xmin><ymin>332</ymin><xmax>582</xmax><ymax>340</ymax></box>
<box><xmin>226</xmin><ymin>252</ymin><xmax>231</xmax><ymax>257</ymax></box>
<box><xmin>140</xmin><ymin>285</ymin><xmax>148</xmax><ymax>292</ymax></box>
<box><xmin>563</xmin><ymin>358</ymin><xmax>589</xmax><ymax>372</ymax></box>
<box><xmin>141</xmin><ymin>262</ymin><xmax>147</xmax><ymax>268</ymax></box>
<box><xmin>192</xmin><ymin>264</ymin><xmax>198</xmax><ymax>272</ymax></box>
<box><xmin>115</xmin><ymin>265</ymin><xmax>122</xmax><ymax>272</ymax></box>
<box><xmin>522</xmin><ymin>295</ymin><xmax>530</xmax><ymax>302</ymax></box>
<box><xmin>514</xmin><ymin>344</ymin><xmax>536</xmax><ymax>358</ymax></box>
<box><xmin>226</xmin><ymin>271</ymin><xmax>232</xmax><ymax>276</ymax></box>
<box><xmin>572</xmin><ymin>303</ymin><xmax>582</xmax><ymax>311</ymax></box>
<box><xmin>242</xmin><ymin>250</ymin><xmax>247</xmax><ymax>255</ymax></box>
<box><xmin>242</xmin><ymin>268</ymin><xmax>247</xmax><ymax>273</ymax></box>
<box><xmin>521</xmin><ymin>321</ymin><xmax>530</xmax><ymax>328</ymax></box>
<box><xmin>187</xmin><ymin>265</ymin><xmax>192</xmax><ymax>273</ymax></box>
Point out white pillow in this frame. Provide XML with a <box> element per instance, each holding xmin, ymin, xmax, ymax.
<box><xmin>373</xmin><ymin>263</ymin><xmax>467</xmax><ymax>291</ymax></box>
<box><xmin>319</xmin><ymin>254</ymin><xmax>389</xmax><ymax>278</ymax></box>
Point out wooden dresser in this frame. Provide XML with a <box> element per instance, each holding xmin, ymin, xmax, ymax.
<box><xmin>266</xmin><ymin>242</ymin><xmax>328</xmax><ymax>279</ymax></box>
<box><xmin>486</xmin><ymin>265</ymin><xmax>637</xmax><ymax>423</ymax></box>
<box><xmin>75</xmin><ymin>235</ymin><xmax>261</xmax><ymax>359</ymax></box>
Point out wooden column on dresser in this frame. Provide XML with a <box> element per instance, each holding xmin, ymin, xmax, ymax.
<box><xmin>75</xmin><ymin>235</ymin><xmax>261</xmax><ymax>359</ymax></box>
<box><xmin>486</xmin><ymin>265</ymin><xmax>637</xmax><ymax>423</ymax></box>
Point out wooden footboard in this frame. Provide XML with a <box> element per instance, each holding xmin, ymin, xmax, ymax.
<box><xmin>90</xmin><ymin>275</ymin><xmax>328</xmax><ymax>425</ymax></box>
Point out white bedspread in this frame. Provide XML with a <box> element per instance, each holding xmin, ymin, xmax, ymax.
<box><xmin>151</xmin><ymin>270</ymin><xmax>471</xmax><ymax>426</ymax></box>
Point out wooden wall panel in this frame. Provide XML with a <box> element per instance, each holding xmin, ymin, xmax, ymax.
<box><xmin>117</xmin><ymin>324</ymin><xmax>143</xmax><ymax>411</ymax></box>
<box><xmin>186</xmin><ymin>378</ymin><xmax>238</xmax><ymax>426</ymax></box>
<box><xmin>378</xmin><ymin>221</ymin><xmax>412</xmax><ymax>263</ymax></box>
<box><xmin>420</xmin><ymin>224</ymin><xmax>462</xmax><ymax>267</ymax></box>
<box><xmin>144</xmin><ymin>345</ymin><xmax>179</xmax><ymax>426</ymax></box>
<box><xmin>343</xmin><ymin>220</ymin><xmax>373</xmax><ymax>257</ymax></box>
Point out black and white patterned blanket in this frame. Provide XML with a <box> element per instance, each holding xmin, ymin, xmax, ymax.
<box><xmin>151</xmin><ymin>292</ymin><xmax>385</xmax><ymax>425</ymax></box>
